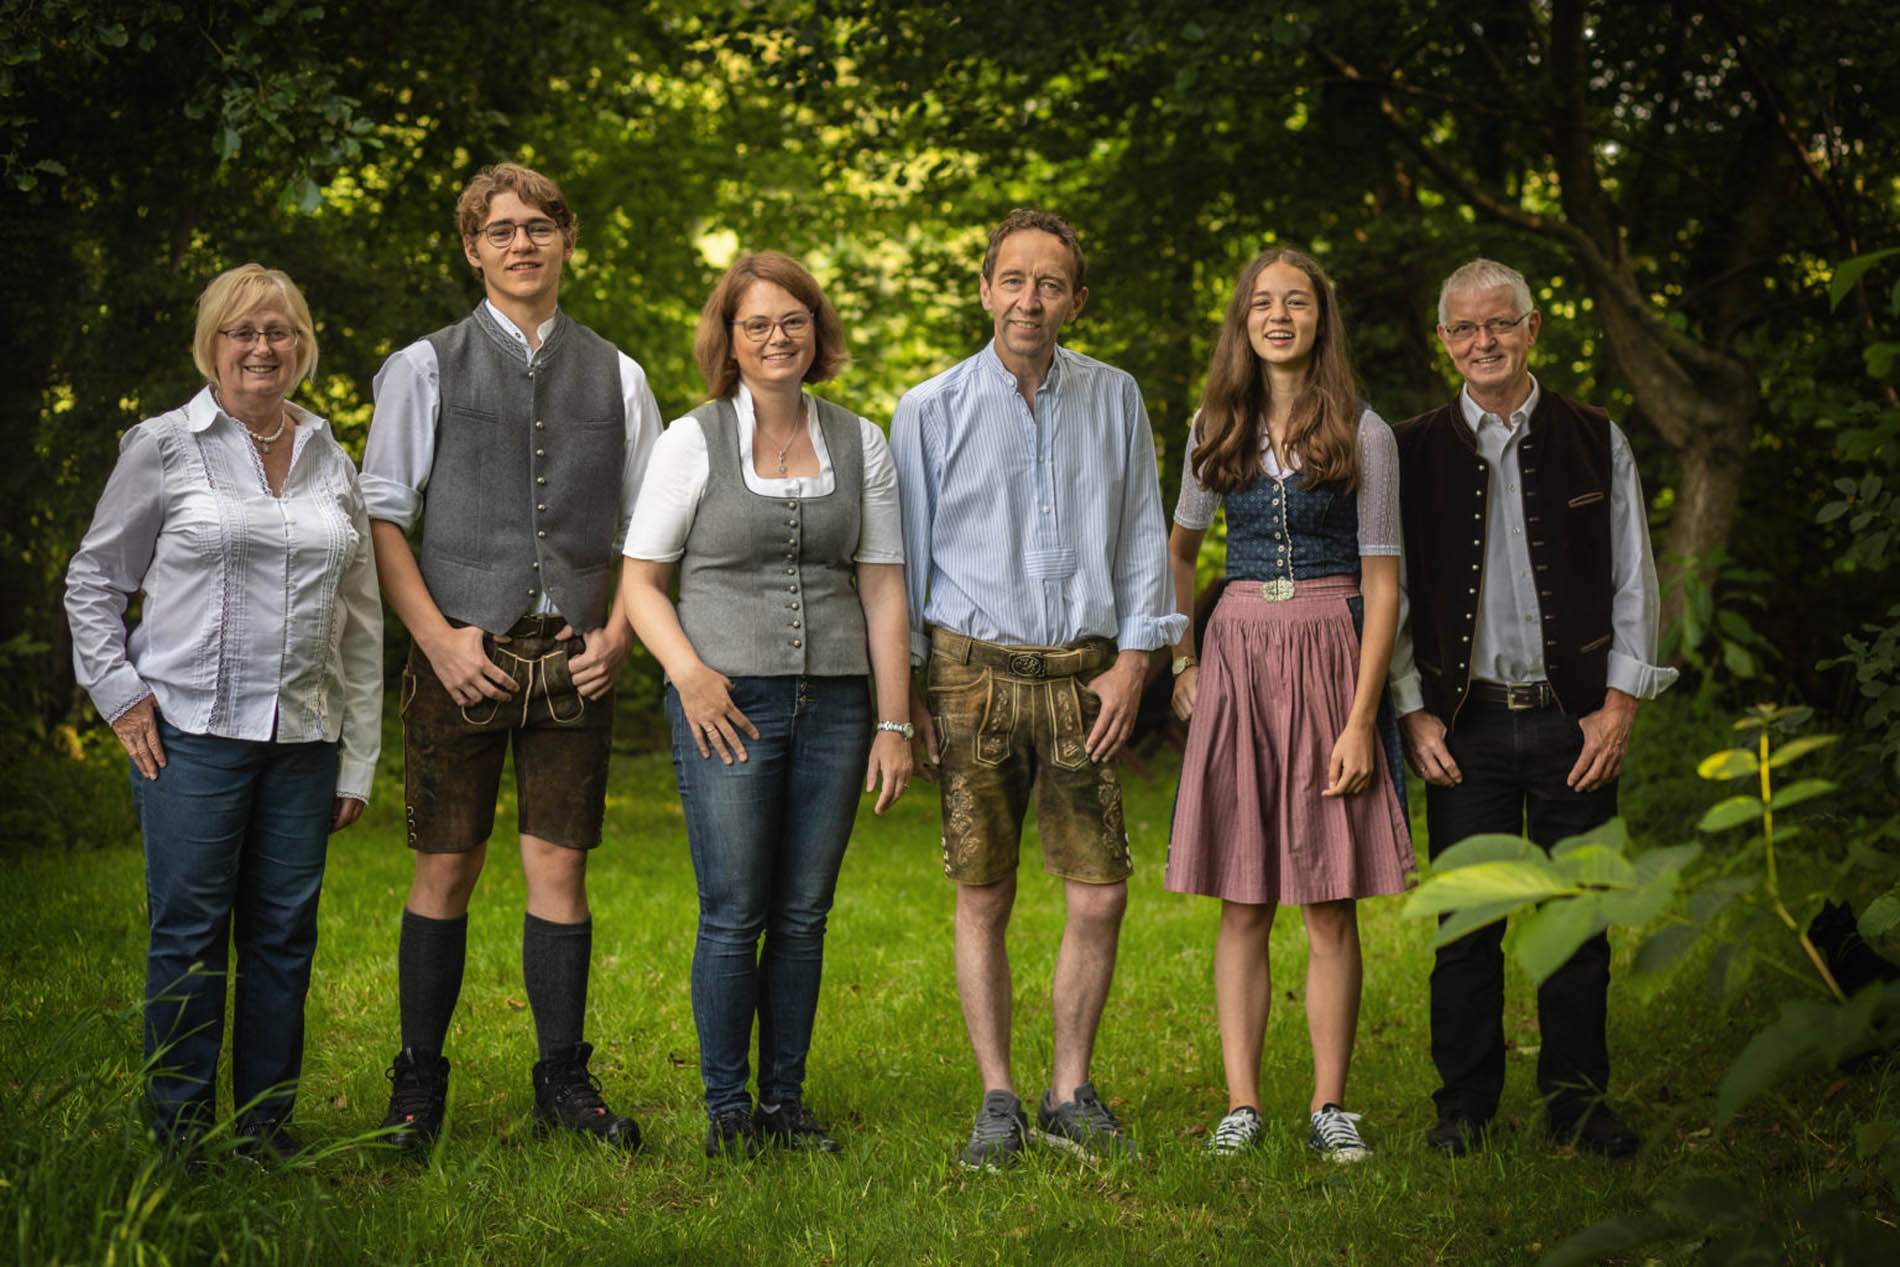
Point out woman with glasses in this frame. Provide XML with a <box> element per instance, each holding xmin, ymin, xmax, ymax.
<box><xmin>1163</xmin><ymin>246</ymin><xmax>1411</xmax><ymax>1162</ymax></box>
<box><xmin>621</xmin><ymin>252</ymin><xmax>912</xmax><ymax>1156</ymax></box>
<box><xmin>65</xmin><ymin>263</ymin><xmax>382</xmax><ymax>1160</ymax></box>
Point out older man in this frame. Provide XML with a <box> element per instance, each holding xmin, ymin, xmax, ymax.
<box><xmin>892</xmin><ymin>209</ymin><xmax>1184</xmax><ymax>1167</ymax></box>
<box><xmin>1389</xmin><ymin>258</ymin><xmax>1677</xmax><ymax>1159</ymax></box>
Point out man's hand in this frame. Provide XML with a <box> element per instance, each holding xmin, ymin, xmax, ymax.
<box><xmin>1082</xmin><ymin>650</ymin><xmax>1147</xmax><ymax>764</ymax></box>
<box><xmin>1569</xmin><ymin>688</ymin><xmax>1638</xmax><ymax>792</ymax></box>
<box><xmin>560</xmin><ymin>620</ymin><xmax>631</xmax><ymax>701</ymax></box>
<box><xmin>422</xmin><ymin>624</ymin><xmax>518</xmax><ymax>706</ymax></box>
<box><xmin>112</xmin><ymin>694</ymin><xmax>166</xmax><ymax>781</ymax></box>
<box><xmin>1400</xmin><ymin>709</ymin><xmax>1461</xmax><ymax>787</ymax></box>
<box><xmin>908</xmin><ymin>678</ymin><xmax>941</xmax><ymax>780</ymax></box>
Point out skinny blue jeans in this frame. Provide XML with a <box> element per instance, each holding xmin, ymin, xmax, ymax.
<box><xmin>667</xmin><ymin>675</ymin><xmax>870</xmax><ymax>1117</ymax></box>
<box><xmin>131</xmin><ymin>720</ymin><xmax>337</xmax><ymax>1141</ymax></box>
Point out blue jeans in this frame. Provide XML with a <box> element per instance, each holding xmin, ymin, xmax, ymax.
<box><xmin>131</xmin><ymin>720</ymin><xmax>338</xmax><ymax>1140</ymax></box>
<box><xmin>667</xmin><ymin>675</ymin><xmax>871</xmax><ymax>1116</ymax></box>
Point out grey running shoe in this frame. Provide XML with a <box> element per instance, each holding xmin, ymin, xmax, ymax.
<box><xmin>1308</xmin><ymin>1102</ymin><xmax>1371</xmax><ymax>1163</ymax></box>
<box><xmin>961</xmin><ymin>1089</ymin><xmax>1029</xmax><ymax>1169</ymax></box>
<box><xmin>1207</xmin><ymin>1105</ymin><xmax>1263</xmax><ymax>1156</ymax></box>
<box><xmin>1034</xmin><ymin>1082</ymin><xmax>1136</xmax><ymax>1159</ymax></box>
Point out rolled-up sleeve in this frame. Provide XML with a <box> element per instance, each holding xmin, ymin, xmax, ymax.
<box><xmin>1605</xmin><ymin>423</ymin><xmax>1680</xmax><ymax>700</ymax></box>
<box><xmin>65</xmin><ymin>427</ymin><xmax>164</xmax><ymax>724</ymax></box>
<box><xmin>891</xmin><ymin>391</ymin><xmax>938</xmax><ymax>666</ymax></box>
<box><xmin>1111</xmin><ymin>381</ymin><xmax>1189</xmax><ymax>651</ymax></box>
<box><xmin>361</xmin><ymin>341</ymin><xmax>439</xmax><ymax>530</ymax></box>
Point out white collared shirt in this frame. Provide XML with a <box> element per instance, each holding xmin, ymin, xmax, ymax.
<box><xmin>66</xmin><ymin>387</ymin><xmax>383</xmax><ymax>800</ymax></box>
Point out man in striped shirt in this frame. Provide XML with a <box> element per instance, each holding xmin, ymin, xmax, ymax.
<box><xmin>891</xmin><ymin>209</ymin><xmax>1184</xmax><ymax>1168</ymax></box>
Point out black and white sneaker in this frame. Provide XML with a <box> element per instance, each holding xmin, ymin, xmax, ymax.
<box><xmin>1308</xmin><ymin>1102</ymin><xmax>1371</xmax><ymax>1163</ymax></box>
<box><xmin>1207</xmin><ymin>1105</ymin><xmax>1263</xmax><ymax>1156</ymax></box>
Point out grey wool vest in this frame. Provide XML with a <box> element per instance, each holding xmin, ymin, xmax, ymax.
<box><xmin>676</xmin><ymin>397</ymin><xmax>868</xmax><ymax>678</ymax></box>
<box><xmin>418</xmin><ymin>306</ymin><xmax>625</xmax><ymax>633</ymax></box>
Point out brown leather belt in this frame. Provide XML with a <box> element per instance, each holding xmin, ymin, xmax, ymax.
<box><xmin>928</xmin><ymin>628</ymin><xmax>1113</xmax><ymax>679</ymax></box>
<box><xmin>1469</xmin><ymin>680</ymin><xmax>1557</xmax><ymax>711</ymax></box>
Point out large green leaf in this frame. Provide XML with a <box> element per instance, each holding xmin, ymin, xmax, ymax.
<box><xmin>1706</xmin><ymin>941</ymin><xmax>1756</xmax><ymax>1000</ymax></box>
<box><xmin>1429</xmin><ymin>899</ymin><xmax>1524</xmax><ymax>950</ymax></box>
<box><xmin>1631</xmin><ymin>923</ymin><xmax>1701</xmax><ymax>978</ymax></box>
<box><xmin>1596</xmin><ymin>870</ymin><xmax>1680</xmax><ymax>928</ymax></box>
<box><xmin>1860</xmin><ymin>891</ymin><xmax>1900</xmax><ymax>939</ymax></box>
<box><xmin>1697</xmin><ymin>748</ymin><xmax>1757</xmax><ymax>780</ymax></box>
<box><xmin>1697</xmin><ymin>796</ymin><xmax>1764</xmax><ymax>833</ymax></box>
<box><xmin>1403</xmin><ymin>860</ymin><xmax>1574</xmax><ymax>920</ymax></box>
<box><xmin>1766</xmin><ymin>734</ymin><xmax>1838</xmax><ymax>768</ymax></box>
<box><xmin>1538</xmin><ymin>1212</ymin><xmax>1678</xmax><ymax>1266</ymax></box>
<box><xmin>1425</xmin><ymin>833</ymin><xmax>1545</xmax><ymax>872</ymax></box>
<box><xmin>1631</xmin><ymin>843</ymin><xmax>1702</xmax><ymax>885</ymax></box>
<box><xmin>1766</xmin><ymin>778</ymin><xmax>1834</xmax><ymax>811</ymax></box>
<box><xmin>1515</xmin><ymin>895</ymin><xmax>1607</xmax><ymax>984</ymax></box>
<box><xmin>1551</xmin><ymin>843</ymin><xmax>1635</xmax><ymax>888</ymax></box>
<box><xmin>1829</xmin><ymin>246</ymin><xmax>1900</xmax><ymax>311</ymax></box>
<box><xmin>1550</xmin><ymin>818</ymin><xmax>1629</xmax><ymax>857</ymax></box>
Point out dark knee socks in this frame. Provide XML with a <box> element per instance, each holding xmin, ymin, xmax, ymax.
<box><xmin>523</xmin><ymin>914</ymin><xmax>592</xmax><ymax>1059</ymax></box>
<box><xmin>398</xmin><ymin>909</ymin><xmax>467</xmax><ymax>1055</ymax></box>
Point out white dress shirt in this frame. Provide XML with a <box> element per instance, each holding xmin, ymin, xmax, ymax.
<box><xmin>622</xmin><ymin>384</ymin><xmax>904</xmax><ymax>565</ymax></box>
<box><xmin>66</xmin><ymin>387</ymin><xmax>384</xmax><ymax>801</ymax></box>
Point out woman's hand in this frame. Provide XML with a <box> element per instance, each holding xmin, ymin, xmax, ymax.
<box><xmin>331</xmin><ymin>797</ymin><xmax>365</xmax><ymax>832</ymax></box>
<box><xmin>1323</xmin><ymin>720</ymin><xmax>1377</xmax><ymax>797</ymax></box>
<box><xmin>865</xmin><ymin>730</ymin><xmax>915</xmax><ymax>814</ymax></box>
<box><xmin>112</xmin><ymin>695</ymin><xmax>166</xmax><ymax>780</ymax></box>
<box><xmin>1171</xmin><ymin>663</ymin><xmax>1200</xmax><ymax>721</ymax></box>
<box><xmin>676</xmin><ymin>662</ymin><xmax>759</xmax><ymax>763</ymax></box>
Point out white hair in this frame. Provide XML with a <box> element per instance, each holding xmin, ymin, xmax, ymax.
<box><xmin>1437</xmin><ymin>258</ymin><xmax>1535</xmax><ymax>327</ymax></box>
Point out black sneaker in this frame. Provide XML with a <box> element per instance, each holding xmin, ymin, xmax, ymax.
<box><xmin>379</xmin><ymin>1048</ymin><xmax>449</xmax><ymax>1152</ymax></box>
<box><xmin>236</xmin><ymin>1125</ymin><xmax>305</xmax><ymax>1166</ymax></box>
<box><xmin>706</xmin><ymin>1105</ymin><xmax>761</xmax><ymax>1157</ymax></box>
<box><xmin>754</xmin><ymin>1100</ymin><xmax>840</xmax><ymax>1153</ymax></box>
<box><xmin>1425</xmin><ymin>1111</ymin><xmax>1487</xmax><ymax>1157</ymax></box>
<box><xmin>1549</xmin><ymin>1103</ymin><xmax>1640</xmax><ymax>1159</ymax></box>
<box><xmin>531</xmin><ymin>1041</ymin><xmax>641</xmax><ymax>1151</ymax></box>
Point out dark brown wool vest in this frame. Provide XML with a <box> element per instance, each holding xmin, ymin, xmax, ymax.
<box><xmin>1394</xmin><ymin>390</ymin><xmax>1614</xmax><ymax>725</ymax></box>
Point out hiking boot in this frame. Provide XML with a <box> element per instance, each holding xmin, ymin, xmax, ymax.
<box><xmin>1207</xmin><ymin>1105</ymin><xmax>1263</xmax><ymax>1156</ymax></box>
<box><xmin>961</xmin><ymin>1089</ymin><xmax>1029</xmax><ymax>1169</ymax></box>
<box><xmin>1033</xmin><ymin>1082</ymin><xmax>1136</xmax><ymax>1159</ymax></box>
<box><xmin>531</xmin><ymin>1041</ymin><xmax>641</xmax><ymax>1151</ymax></box>
<box><xmin>706</xmin><ymin>1105</ymin><xmax>761</xmax><ymax>1157</ymax></box>
<box><xmin>755</xmin><ymin>1100</ymin><xmax>840</xmax><ymax>1153</ymax></box>
<box><xmin>379</xmin><ymin>1048</ymin><xmax>449</xmax><ymax>1152</ymax></box>
<box><xmin>1308</xmin><ymin>1102</ymin><xmax>1371</xmax><ymax>1163</ymax></box>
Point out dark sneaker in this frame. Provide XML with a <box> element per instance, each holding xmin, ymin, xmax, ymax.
<box><xmin>379</xmin><ymin>1048</ymin><xmax>449</xmax><ymax>1152</ymax></box>
<box><xmin>531</xmin><ymin>1042</ymin><xmax>640</xmax><ymax>1151</ymax></box>
<box><xmin>236</xmin><ymin>1125</ymin><xmax>305</xmax><ymax>1166</ymax></box>
<box><xmin>754</xmin><ymin>1100</ymin><xmax>840</xmax><ymax>1153</ymax></box>
<box><xmin>1549</xmin><ymin>1103</ymin><xmax>1640</xmax><ymax>1159</ymax></box>
<box><xmin>1426</xmin><ymin>1111</ymin><xmax>1487</xmax><ymax>1157</ymax></box>
<box><xmin>1207</xmin><ymin>1105</ymin><xmax>1263</xmax><ymax>1157</ymax></box>
<box><xmin>706</xmin><ymin>1105</ymin><xmax>761</xmax><ymax>1158</ymax></box>
<box><xmin>1308</xmin><ymin>1103</ymin><xmax>1371</xmax><ymax>1163</ymax></box>
<box><xmin>961</xmin><ymin>1089</ymin><xmax>1029</xmax><ymax>1169</ymax></box>
<box><xmin>1033</xmin><ymin>1082</ymin><xmax>1136</xmax><ymax>1160</ymax></box>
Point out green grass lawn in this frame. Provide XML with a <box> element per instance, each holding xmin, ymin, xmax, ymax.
<box><xmin>2</xmin><ymin>700</ymin><xmax>1894</xmax><ymax>1265</ymax></box>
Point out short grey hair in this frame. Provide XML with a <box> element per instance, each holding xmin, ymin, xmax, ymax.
<box><xmin>1437</xmin><ymin>258</ymin><xmax>1535</xmax><ymax>327</ymax></box>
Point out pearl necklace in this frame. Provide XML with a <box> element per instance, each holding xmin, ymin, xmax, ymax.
<box><xmin>248</xmin><ymin>411</ymin><xmax>291</xmax><ymax>454</ymax></box>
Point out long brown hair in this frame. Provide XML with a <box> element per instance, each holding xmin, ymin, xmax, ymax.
<box><xmin>1190</xmin><ymin>246</ymin><xmax>1361</xmax><ymax>493</ymax></box>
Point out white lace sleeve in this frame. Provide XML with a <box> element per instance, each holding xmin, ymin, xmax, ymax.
<box><xmin>1356</xmin><ymin>408</ymin><xmax>1401</xmax><ymax>557</ymax></box>
<box><xmin>1173</xmin><ymin>415</ymin><xmax>1221</xmax><ymax>530</ymax></box>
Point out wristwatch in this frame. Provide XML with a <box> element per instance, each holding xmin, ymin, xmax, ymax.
<box><xmin>1171</xmin><ymin>655</ymin><xmax>1199</xmax><ymax>677</ymax></box>
<box><xmin>876</xmin><ymin>720</ymin><xmax>916</xmax><ymax>740</ymax></box>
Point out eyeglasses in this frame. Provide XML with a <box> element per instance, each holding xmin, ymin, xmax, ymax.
<box><xmin>1443</xmin><ymin>313</ymin><xmax>1533</xmax><ymax>344</ymax></box>
<box><xmin>732</xmin><ymin>312</ymin><xmax>814</xmax><ymax>343</ymax></box>
<box><xmin>479</xmin><ymin>219</ymin><xmax>561</xmax><ymax>249</ymax></box>
<box><xmin>219</xmin><ymin>325</ymin><xmax>299</xmax><ymax>348</ymax></box>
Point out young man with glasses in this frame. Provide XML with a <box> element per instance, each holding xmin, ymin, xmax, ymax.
<box><xmin>1388</xmin><ymin>257</ymin><xmax>1677</xmax><ymax>1160</ymax></box>
<box><xmin>360</xmin><ymin>161</ymin><xmax>663</xmax><ymax>1153</ymax></box>
<box><xmin>891</xmin><ymin>209</ymin><xmax>1184</xmax><ymax>1167</ymax></box>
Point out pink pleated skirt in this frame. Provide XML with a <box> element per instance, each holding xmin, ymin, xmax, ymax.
<box><xmin>1165</xmin><ymin>575</ymin><xmax>1414</xmax><ymax>906</ymax></box>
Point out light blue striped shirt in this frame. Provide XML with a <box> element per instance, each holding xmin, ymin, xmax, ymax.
<box><xmin>892</xmin><ymin>340</ymin><xmax>1186</xmax><ymax>664</ymax></box>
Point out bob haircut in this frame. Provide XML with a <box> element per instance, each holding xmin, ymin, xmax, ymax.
<box><xmin>456</xmin><ymin>162</ymin><xmax>578</xmax><ymax>254</ymax></box>
<box><xmin>1436</xmin><ymin>257</ymin><xmax>1534</xmax><ymax>327</ymax></box>
<box><xmin>693</xmin><ymin>251</ymin><xmax>847</xmax><ymax>400</ymax></box>
<box><xmin>191</xmin><ymin>263</ymin><xmax>319</xmax><ymax>388</ymax></box>
<box><xmin>981</xmin><ymin>208</ymin><xmax>1086</xmax><ymax>292</ymax></box>
<box><xmin>1190</xmin><ymin>245</ymin><xmax>1362</xmax><ymax>493</ymax></box>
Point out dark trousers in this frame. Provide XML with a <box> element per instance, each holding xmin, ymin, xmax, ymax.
<box><xmin>1425</xmin><ymin>701</ymin><xmax>1618</xmax><ymax>1124</ymax></box>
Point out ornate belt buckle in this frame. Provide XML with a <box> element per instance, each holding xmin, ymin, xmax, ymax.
<box><xmin>1260</xmin><ymin>578</ymin><xmax>1295</xmax><ymax>602</ymax></box>
<box><xmin>1007</xmin><ymin>652</ymin><xmax>1046</xmax><ymax>678</ymax></box>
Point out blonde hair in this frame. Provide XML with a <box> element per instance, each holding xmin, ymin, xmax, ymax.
<box><xmin>191</xmin><ymin>263</ymin><xmax>319</xmax><ymax>387</ymax></box>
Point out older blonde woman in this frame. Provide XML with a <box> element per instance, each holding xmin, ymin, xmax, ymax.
<box><xmin>65</xmin><ymin>263</ymin><xmax>382</xmax><ymax>1160</ymax></box>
